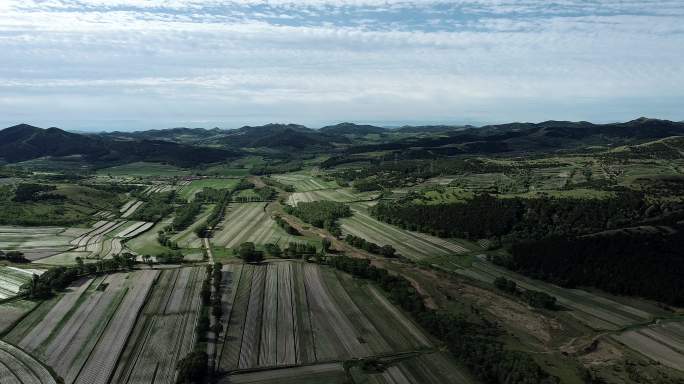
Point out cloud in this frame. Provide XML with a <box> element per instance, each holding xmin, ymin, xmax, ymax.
<box><xmin>0</xmin><ymin>0</ymin><xmax>683</xmax><ymax>130</ymax></box>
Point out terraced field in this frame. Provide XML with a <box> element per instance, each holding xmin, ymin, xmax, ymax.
<box><xmin>0</xmin><ymin>266</ymin><xmax>44</xmax><ymax>299</ymax></box>
<box><xmin>212</xmin><ymin>203</ymin><xmax>304</xmax><ymax>249</ymax></box>
<box><xmin>270</xmin><ymin>172</ymin><xmax>339</xmax><ymax>192</ymax></box>
<box><xmin>0</xmin><ymin>226</ymin><xmax>86</xmax><ymax>260</ymax></box>
<box><xmin>112</xmin><ymin>267</ymin><xmax>203</xmax><ymax>384</ymax></box>
<box><xmin>126</xmin><ymin>217</ymin><xmax>174</xmax><ymax>257</ymax></box>
<box><xmin>286</xmin><ymin>188</ymin><xmax>379</xmax><ymax>206</ymax></box>
<box><xmin>340</xmin><ymin>206</ymin><xmax>470</xmax><ymax>260</ymax></box>
<box><xmin>4</xmin><ymin>270</ymin><xmax>158</xmax><ymax>384</ymax></box>
<box><xmin>214</xmin><ymin>261</ymin><xmax>466</xmax><ymax>383</ymax></box>
<box><xmin>0</xmin><ymin>340</ymin><xmax>57</xmax><ymax>384</ymax></box>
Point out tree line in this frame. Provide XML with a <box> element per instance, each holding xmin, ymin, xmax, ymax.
<box><xmin>344</xmin><ymin>234</ymin><xmax>397</xmax><ymax>258</ymax></box>
<box><xmin>284</xmin><ymin>200</ymin><xmax>351</xmax><ymax>236</ymax></box>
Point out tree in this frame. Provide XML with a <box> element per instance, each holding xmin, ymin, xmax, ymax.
<box><xmin>322</xmin><ymin>238</ymin><xmax>332</xmax><ymax>253</ymax></box>
<box><xmin>238</xmin><ymin>242</ymin><xmax>263</xmax><ymax>263</ymax></box>
<box><xmin>175</xmin><ymin>351</ymin><xmax>207</xmax><ymax>384</ymax></box>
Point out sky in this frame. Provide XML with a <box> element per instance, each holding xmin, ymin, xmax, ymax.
<box><xmin>0</xmin><ymin>0</ymin><xmax>683</xmax><ymax>131</ymax></box>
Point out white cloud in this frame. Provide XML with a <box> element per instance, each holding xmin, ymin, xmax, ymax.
<box><xmin>0</xmin><ymin>0</ymin><xmax>682</xmax><ymax>129</ymax></box>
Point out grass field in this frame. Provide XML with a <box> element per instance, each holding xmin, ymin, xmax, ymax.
<box><xmin>178</xmin><ymin>178</ymin><xmax>241</xmax><ymax>201</ymax></box>
<box><xmin>215</xmin><ymin>261</ymin><xmax>471</xmax><ymax>383</ymax></box>
<box><xmin>126</xmin><ymin>217</ymin><xmax>173</xmax><ymax>256</ymax></box>
<box><xmin>340</xmin><ymin>206</ymin><xmax>471</xmax><ymax>260</ymax></box>
<box><xmin>97</xmin><ymin>162</ymin><xmax>192</xmax><ymax>177</ymax></box>
<box><xmin>212</xmin><ymin>203</ymin><xmax>313</xmax><ymax>251</ymax></box>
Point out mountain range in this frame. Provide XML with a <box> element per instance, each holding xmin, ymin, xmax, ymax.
<box><xmin>1</xmin><ymin>118</ymin><xmax>683</xmax><ymax>166</ymax></box>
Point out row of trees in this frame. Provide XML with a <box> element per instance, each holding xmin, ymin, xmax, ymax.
<box><xmin>284</xmin><ymin>200</ymin><xmax>351</xmax><ymax>236</ymax></box>
<box><xmin>172</xmin><ymin>201</ymin><xmax>202</xmax><ymax>231</ymax></box>
<box><xmin>131</xmin><ymin>191</ymin><xmax>176</xmax><ymax>222</ymax></box>
<box><xmin>344</xmin><ymin>234</ymin><xmax>397</xmax><ymax>258</ymax></box>
<box><xmin>273</xmin><ymin>215</ymin><xmax>299</xmax><ymax>235</ymax></box>
<box><xmin>0</xmin><ymin>250</ymin><xmax>29</xmax><ymax>263</ymax></box>
<box><xmin>325</xmin><ymin>255</ymin><xmax>557</xmax><ymax>384</ymax></box>
<box><xmin>22</xmin><ymin>254</ymin><xmax>136</xmax><ymax>299</ymax></box>
<box><xmin>493</xmin><ymin>277</ymin><xmax>557</xmax><ymax>310</ymax></box>
<box><xmin>261</xmin><ymin>177</ymin><xmax>295</xmax><ymax>192</ymax></box>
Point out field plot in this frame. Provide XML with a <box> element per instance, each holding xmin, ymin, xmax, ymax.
<box><xmin>456</xmin><ymin>259</ymin><xmax>660</xmax><ymax>331</ymax></box>
<box><xmin>0</xmin><ymin>340</ymin><xmax>57</xmax><ymax>384</ymax></box>
<box><xmin>178</xmin><ymin>178</ymin><xmax>240</xmax><ymax>201</ymax></box>
<box><xmin>112</xmin><ymin>267</ymin><xmax>203</xmax><ymax>384</ymax></box>
<box><xmin>126</xmin><ymin>217</ymin><xmax>173</xmax><ymax>256</ymax></box>
<box><xmin>120</xmin><ymin>200</ymin><xmax>143</xmax><ymax>218</ymax></box>
<box><xmin>270</xmin><ymin>172</ymin><xmax>339</xmax><ymax>192</ymax></box>
<box><xmin>0</xmin><ymin>300</ymin><xmax>37</xmax><ymax>334</ymax></box>
<box><xmin>340</xmin><ymin>207</ymin><xmax>470</xmax><ymax>260</ymax></box>
<box><xmin>35</xmin><ymin>219</ymin><xmax>155</xmax><ymax>263</ymax></box>
<box><xmin>97</xmin><ymin>162</ymin><xmax>191</xmax><ymax>177</ymax></box>
<box><xmin>0</xmin><ymin>266</ymin><xmax>44</xmax><ymax>299</ymax></box>
<box><xmin>170</xmin><ymin>205</ymin><xmax>214</xmax><ymax>248</ymax></box>
<box><xmin>4</xmin><ymin>270</ymin><xmax>158</xmax><ymax>384</ymax></box>
<box><xmin>212</xmin><ymin>203</ymin><xmax>303</xmax><ymax>249</ymax></box>
<box><xmin>216</xmin><ymin>261</ymin><xmax>453</xmax><ymax>383</ymax></box>
<box><xmin>613</xmin><ymin>321</ymin><xmax>684</xmax><ymax>370</ymax></box>
<box><xmin>223</xmin><ymin>362</ymin><xmax>348</xmax><ymax>384</ymax></box>
<box><xmin>286</xmin><ymin>188</ymin><xmax>379</xmax><ymax>206</ymax></box>
<box><xmin>0</xmin><ymin>226</ymin><xmax>84</xmax><ymax>260</ymax></box>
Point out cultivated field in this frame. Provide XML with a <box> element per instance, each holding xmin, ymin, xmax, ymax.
<box><xmin>36</xmin><ymin>219</ymin><xmax>154</xmax><ymax>264</ymax></box>
<box><xmin>111</xmin><ymin>267</ymin><xmax>203</xmax><ymax>384</ymax></box>
<box><xmin>270</xmin><ymin>172</ymin><xmax>339</xmax><ymax>192</ymax></box>
<box><xmin>0</xmin><ymin>266</ymin><xmax>44</xmax><ymax>299</ymax></box>
<box><xmin>286</xmin><ymin>188</ymin><xmax>379</xmax><ymax>206</ymax></box>
<box><xmin>0</xmin><ymin>226</ymin><xmax>86</xmax><ymax>260</ymax></box>
<box><xmin>126</xmin><ymin>217</ymin><xmax>174</xmax><ymax>257</ymax></box>
<box><xmin>212</xmin><ymin>203</ymin><xmax>303</xmax><ymax>249</ymax></box>
<box><xmin>214</xmin><ymin>261</ymin><xmax>465</xmax><ymax>383</ymax></box>
<box><xmin>340</xmin><ymin>206</ymin><xmax>470</xmax><ymax>260</ymax></box>
<box><xmin>4</xmin><ymin>270</ymin><xmax>158</xmax><ymax>384</ymax></box>
<box><xmin>0</xmin><ymin>340</ymin><xmax>57</xmax><ymax>384</ymax></box>
<box><xmin>613</xmin><ymin>322</ymin><xmax>684</xmax><ymax>370</ymax></box>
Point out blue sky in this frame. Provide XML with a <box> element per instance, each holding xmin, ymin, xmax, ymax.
<box><xmin>0</xmin><ymin>0</ymin><xmax>683</xmax><ymax>131</ymax></box>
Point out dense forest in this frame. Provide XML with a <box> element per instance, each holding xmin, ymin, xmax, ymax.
<box><xmin>371</xmin><ymin>193</ymin><xmax>646</xmax><ymax>240</ymax></box>
<box><xmin>503</xmin><ymin>229</ymin><xmax>684</xmax><ymax>306</ymax></box>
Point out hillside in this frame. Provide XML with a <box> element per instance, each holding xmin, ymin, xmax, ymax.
<box><xmin>0</xmin><ymin>124</ymin><xmax>239</xmax><ymax>166</ymax></box>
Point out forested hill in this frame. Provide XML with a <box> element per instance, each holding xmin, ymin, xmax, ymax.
<box><xmin>0</xmin><ymin>124</ymin><xmax>239</xmax><ymax>166</ymax></box>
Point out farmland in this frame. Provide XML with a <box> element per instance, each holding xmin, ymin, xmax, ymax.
<box><xmin>340</xmin><ymin>206</ymin><xmax>470</xmax><ymax>260</ymax></box>
<box><xmin>214</xmin><ymin>261</ymin><xmax>470</xmax><ymax>383</ymax></box>
<box><xmin>112</xmin><ymin>267</ymin><xmax>203</xmax><ymax>384</ymax></box>
<box><xmin>0</xmin><ymin>225</ymin><xmax>87</xmax><ymax>260</ymax></box>
<box><xmin>212</xmin><ymin>203</ymin><xmax>309</xmax><ymax>250</ymax></box>
<box><xmin>0</xmin><ymin>340</ymin><xmax>57</xmax><ymax>384</ymax></box>
<box><xmin>270</xmin><ymin>172</ymin><xmax>339</xmax><ymax>192</ymax></box>
<box><xmin>286</xmin><ymin>188</ymin><xmax>379</xmax><ymax>206</ymax></box>
<box><xmin>4</xmin><ymin>270</ymin><xmax>158</xmax><ymax>384</ymax></box>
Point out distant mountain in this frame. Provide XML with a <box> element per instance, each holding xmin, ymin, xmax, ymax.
<box><xmin>393</xmin><ymin>125</ymin><xmax>471</xmax><ymax>133</ymax></box>
<box><xmin>0</xmin><ymin>124</ymin><xmax>239</xmax><ymax>166</ymax></box>
<box><xmin>101</xmin><ymin>127</ymin><xmax>224</xmax><ymax>143</ymax></box>
<box><xmin>218</xmin><ymin>123</ymin><xmax>347</xmax><ymax>149</ymax></box>
<box><xmin>345</xmin><ymin>118</ymin><xmax>684</xmax><ymax>155</ymax></box>
<box><xmin>319</xmin><ymin>123</ymin><xmax>387</xmax><ymax>135</ymax></box>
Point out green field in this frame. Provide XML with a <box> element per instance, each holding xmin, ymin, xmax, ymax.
<box><xmin>178</xmin><ymin>178</ymin><xmax>241</xmax><ymax>201</ymax></box>
<box><xmin>271</xmin><ymin>171</ymin><xmax>339</xmax><ymax>192</ymax></box>
<box><xmin>126</xmin><ymin>217</ymin><xmax>173</xmax><ymax>256</ymax></box>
